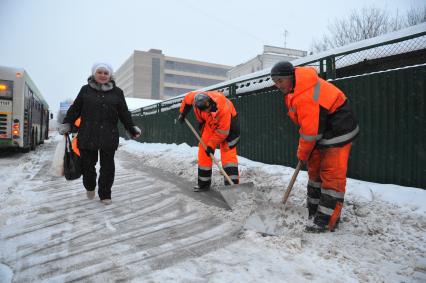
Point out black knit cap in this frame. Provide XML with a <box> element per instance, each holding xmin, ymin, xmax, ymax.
<box><xmin>270</xmin><ymin>61</ymin><xmax>294</xmax><ymax>77</ymax></box>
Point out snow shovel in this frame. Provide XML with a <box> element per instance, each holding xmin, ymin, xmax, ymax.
<box><xmin>184</xmin><ymin>118</ymin><xmax>254</xmax><ymax>209</ymax></box>
<box><xmin>243</xmin><ymin>161</ymin><xmax>308</xmax><ymax>236</ymax></box>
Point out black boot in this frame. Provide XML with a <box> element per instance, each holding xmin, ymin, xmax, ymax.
<box><xmin>193</xmin><ymin>185</ymin><xmax>210</xmax><ymax>192</ymax></box>
<box><xmin>305</xmin><ymin>214</ymin><xmax>330</xmax><ymax>233</ymax></box>
<box><xmin>305</xmin><ymin>218</ymin><xmax>340</xmax><ymax>233</ymax></box>
<box><xmin>305</xmin><ymin>223</ymin><xmax>329</xmax><ymax>233</ymax></box>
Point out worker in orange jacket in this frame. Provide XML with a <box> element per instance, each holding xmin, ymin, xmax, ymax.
<box><xmin>271</xmin><ymin>61</ymin><xmax>359</xmax><ymax>233</ymax></box>
<box><xmin>177</xmin><ymin>91</ymin><xmax>240</xmax><ymax>192</ymax></box>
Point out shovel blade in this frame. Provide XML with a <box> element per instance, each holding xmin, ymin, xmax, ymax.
<box><xmin>215</xmin><ymin>182</ymin><xmax>255</xmax><ymax>210</ymax></box>
<box><xmin>244</xmin><ymin>200</ymin><xmax>308</xmax><ymax>236</ymax></box>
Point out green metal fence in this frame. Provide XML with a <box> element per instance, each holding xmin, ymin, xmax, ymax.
<box><xmin>332</xmin><ymin>64</ymin><xmax>426</xmax><ymax>188</ymax></box>
<box><xmin>125</xmin><ymin>64</ymin><xmax>426</xmax><ymax>189</ymax></box>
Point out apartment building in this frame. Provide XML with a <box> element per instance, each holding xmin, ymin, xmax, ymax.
<box><xmin>115</xmin><ymin>49</ymin><xmax>232</xmax><ymax>100</ymax></box>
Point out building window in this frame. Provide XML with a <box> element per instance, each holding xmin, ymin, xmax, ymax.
<box><xmin>151</xmin><ymin>58</ymin><xmax>161</xmax><ymax>99</ymax></box>
<box><xmin>164</xmin><ymin>87</ymin><xmax>194</xmax><ymax>97</ymax></box>
<box><xmin>165</xmin><ymin>74</ymin><xmax>223</xmax><ymax>87</ymax></box>
<box><xmin>165</xmin><ymin>61</ymin><xmax>228</xmax><ymax>77</ymax></box>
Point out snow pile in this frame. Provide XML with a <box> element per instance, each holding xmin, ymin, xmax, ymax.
<box><xmin>125</xmin><ymin>97</ymin><xmax>161</xmax><ymax>111</ymax></box>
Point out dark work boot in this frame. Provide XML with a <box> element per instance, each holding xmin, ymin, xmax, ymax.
<box><xmin>193</xmin><ymin>185</ymin><xmax>210</xmax><ymax>192</ymax></box>
<box><xmin>305</xmin><ymin>213</ymin><xmax>330</xmax><ymax>233</ymax></box>
<box><xmin>305</xmin><ymin>217</ymin><xmax>340</xmax><ymax>233</ymax></box>
<box><xmin>305</xmin><ymin>223</ymin><xmax>329</xmax><ymax>233</ymax></box>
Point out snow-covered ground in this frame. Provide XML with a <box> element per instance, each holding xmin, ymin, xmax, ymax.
<box><xmin>0</xmin><ymin>135</ymin><xmax>425</xmax><ymax>282</ymax></box>
<box><xmin>118</xmin><ymin>139</ymin><xmax>426</xmax><ymax>282</ymax></box>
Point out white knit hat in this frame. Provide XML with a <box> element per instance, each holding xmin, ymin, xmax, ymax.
<box><xmin>91</xmin><ymin>62</ymin><xmax>113</xmax><ymax>76</ymax></box>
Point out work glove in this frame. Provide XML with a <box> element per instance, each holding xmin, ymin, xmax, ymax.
<box><xmin>177</xmin><ymin>104</ymin><xmax>192</xmax><ymax>124</ymax></box>
<box><xmin>205</xmin><ymin>146</ymin><xmax>215</xmax><ymax>156</ymax></box>
<box><xmin>177</xmin><ymin>113</ymin><xmax>186</xmax><ymax>124</ymax></box>
<box><xmin>297</xmin><ymin>147</ymin><xmax>309</xmax><ymax>165</ymax></box>
<box><xmin>58</xmin><ymin>123</ymin><xmax>71</xmax><ymax>135</ymax></box>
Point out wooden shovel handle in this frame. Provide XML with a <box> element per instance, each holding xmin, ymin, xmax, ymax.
<box><xmin>282</xmin><ymin>161</ymin><xmax>303</xmax><ymax>205</ymax></box>
<box><xmin>184</xmin><ymin>118</ymin><xmax>235</xmax><ymax>185</ymax></box>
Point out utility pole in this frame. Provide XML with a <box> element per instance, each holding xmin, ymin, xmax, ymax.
<box><xmin>283</xmin><ymin>29</ymin><xmax>289</xmax><ymax>48</ymax></box>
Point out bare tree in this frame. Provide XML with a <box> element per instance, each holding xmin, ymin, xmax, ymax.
<box><xmin>311</xmin><ymin>6</ymin><xmax>426</xmax><ymax>53</ymax></box>
<box><xmin>406</xmin><ymin>6</ymin><xmax>426</xmax><ymax>26</ymax></box>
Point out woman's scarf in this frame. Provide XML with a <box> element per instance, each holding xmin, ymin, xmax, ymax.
<box><xmin>88</xmin><ymin>76</ymin><xmax>114</xmax><ymax>92</ymax></box>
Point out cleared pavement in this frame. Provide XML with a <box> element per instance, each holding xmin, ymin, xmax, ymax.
<box><xmin>0</xmin><ymin>142</ymin><xmax>240</xmax><ymax>282</ymax></box>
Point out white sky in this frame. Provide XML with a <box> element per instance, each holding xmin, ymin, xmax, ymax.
<box><xmin>0</xmin><ymin>0</ymin><xmax>423</xmax><ymax>116</ymax></box>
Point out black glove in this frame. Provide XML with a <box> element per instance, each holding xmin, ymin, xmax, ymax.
<box><xmin>177</xmin><ymin>104</ymin><xmax>192</xmax><ymax>124</ymax></box>
<box><xmin>177</xmin><ymin>113</ymin><xmax>186</xmax><ymax>124</ymax></box>
<box><xmin>205</xmin><ymin>146</ymin><xmax>215</xmax><ymax>156</ymax></box>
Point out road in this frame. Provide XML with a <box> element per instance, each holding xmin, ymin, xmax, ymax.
<box><xmin>0</xmin><ymin>141</ymin><xmax>240</xmax><ymax>282</ymax></box>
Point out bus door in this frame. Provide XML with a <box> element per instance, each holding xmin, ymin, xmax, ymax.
<box><xmin>24</xmin><ymin>85</ymin><xmax>34</xmax><ymax>146</ymax></box>
<box><xmin>0</xmin><ymin>80</ymin><xmax>13</xmax><ymax>139</ymax></box>
<box><xmin>39</xmin><ymin>103</ymin><xmax>44</xmax><ymax>142</ymax></box>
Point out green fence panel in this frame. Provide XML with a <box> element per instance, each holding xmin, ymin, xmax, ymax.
<box><xmin>332</xmin><ymin>64</ymin><xmax>425</xmax><ymax>187</ymax></box>
<box><xmin>234</xmin><ymin>88</ymin><xmax>299</xmax><ymax>165</ymax></box>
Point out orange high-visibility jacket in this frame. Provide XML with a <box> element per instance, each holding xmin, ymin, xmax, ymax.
<box><xmin>179</xmin><ymin>91</ymin><xmax>237</xmax><ymax>149</ymax></box>
<box><xmin>285</xmin><ymin>67</ymin><xmax>358</xmax><ymax>161</ymax></box>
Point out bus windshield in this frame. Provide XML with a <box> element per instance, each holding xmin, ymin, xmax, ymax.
<box><xmin>0</xmin><ymin>80</ymin><xmax>13</xmax><ymax>98</ymax></box>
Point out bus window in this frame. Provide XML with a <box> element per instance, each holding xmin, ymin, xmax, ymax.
<box><xmin>0</xmin><ymin>80</ymin><xmax>13</xmax><ymax>98</ymax></box>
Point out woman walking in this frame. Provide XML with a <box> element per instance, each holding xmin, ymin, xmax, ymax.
<box><xmin>59</xmin><ymin>62</ymin><xmax>141</xmax><ymax>204</ymax></box>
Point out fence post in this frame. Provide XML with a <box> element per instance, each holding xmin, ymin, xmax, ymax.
<box><xmin>326</xmin><ymin>56</ymin><xmax>336</xmax><ymax>79</ymax></box>
<box><xmin>229</xmin><ymin>84</ymin><xmax>236</xmax><ymax>98</ymax></box>
<box><xmin>319</xmin><ymin>59</ymin><xmax>326</xmax><ymax>79</ymax></box>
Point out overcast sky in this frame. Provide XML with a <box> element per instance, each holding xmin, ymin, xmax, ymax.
<box><xmin>0</xmin><ymin>0</ymin><xmax>423</xmax><ymax>115</ymax></box>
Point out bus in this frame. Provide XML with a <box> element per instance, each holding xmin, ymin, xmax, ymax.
<box><xmin>0</xmin><ymin>65</ymin><xmax>50</xmax><ymax>151</ymax></box>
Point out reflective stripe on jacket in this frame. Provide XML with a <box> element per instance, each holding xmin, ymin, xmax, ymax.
<box><xmin>180</xmin><ymin>91</ymin><xmax>238</xmax><ymax>149</ymax></box>
<box><xmin>285</xmin><ymin>67</ymin><xmax>358</xmax><ymax>160</ymax></box>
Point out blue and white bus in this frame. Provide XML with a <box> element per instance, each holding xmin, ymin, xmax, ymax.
<box><xmin>0</xmin><ymin>65</ymin><xmax>50</xmax><ymax>151</ymax></box>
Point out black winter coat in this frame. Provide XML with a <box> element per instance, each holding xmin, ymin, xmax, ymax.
<box><xmin>63</xmin><ymin>82</ymin><xmax>136</xmax><ymax>151</ymax></box>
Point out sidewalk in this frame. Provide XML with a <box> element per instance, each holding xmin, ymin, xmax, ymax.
<box><xmin>0</xmin><ymin>142</ymin><xmax>239</xmax><ymax>282</ymax></box>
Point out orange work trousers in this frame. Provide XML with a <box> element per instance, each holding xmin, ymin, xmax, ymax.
<box><xmin>307</xmin><ymin>143</ymin><xmax>352</xmax><ymax>193</ymax></box>
<box><xmin>307</xmin><ymin>143</ymin><xmax>352</xmax><ymax>230</ymax></box>
<box><xmin>198</xmin><ymin>126</ymin><xmax>239</xmax><ymax>186</ymax></box>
